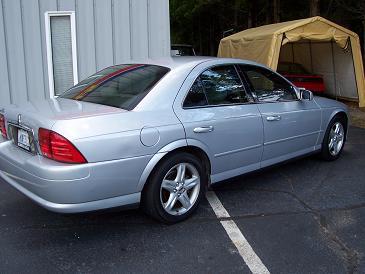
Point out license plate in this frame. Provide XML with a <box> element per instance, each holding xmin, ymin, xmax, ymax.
<box><xmin>17</xmin><ymin>129</ymin><xmax>31</xmax><ymax>151</ymax></box>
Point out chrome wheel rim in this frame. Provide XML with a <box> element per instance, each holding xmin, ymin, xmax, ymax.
<box><xmin>160</xmin><ymin>163</ymin><xmax>200</xmax><ymax>216</ymax></box>
<box><xmin>328</xmin><ymin>122</ymin><xmax>345</xmax><ymax>156</ymax></box>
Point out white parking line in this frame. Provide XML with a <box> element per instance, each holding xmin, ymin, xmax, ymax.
<box><xmin>206</xmin><ymin>191</ymin><xmax>270</xmax><ymax>274</ymax></box>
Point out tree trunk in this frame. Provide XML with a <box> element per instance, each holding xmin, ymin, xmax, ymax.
<box><xmin>309</xmin><ymin>0</ymin><xmax>320</xmax><ymax>16</ymax></box>
<box><xmin>248</xmin><ymin>3</ymin><xmax>257</xmax><ymax>28</ymax></box>
<box><xmin>248</xmin><ymin>4</ymin><xmax>253</xmax><ymax>28</ymax></box>
<box><xmin>266</xmin><ymin>0</ymin><xmax>272</xmax><ymax>24</ymax></box>
<box><xmin>234</xmin><ymin>0</ymin><xmax>240</xmax><ymax>27</ymax></box>
<box><xmin>210</xmin><ymin>18</ymin><xmax>215</xmax><ymax>56</ymax></box>
<box><xmin>266</xmin><ymin>0</ymin><xmax>279</xmax><ymax>24</ymax></box>
<box><xmin>273</xmin><ymin>0</ymin><xmax>280</xmax><ymax>23</ymax></box>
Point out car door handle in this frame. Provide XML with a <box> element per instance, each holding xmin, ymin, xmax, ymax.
<box><xmin>266</xmin><ymin>115</ymin><xmax>282</xmax><ymax>121</ymax></box>
<box><xmin>193</xmin><ymin>126</ymin><xmax>214</xmax><ymax>133</ymax></box>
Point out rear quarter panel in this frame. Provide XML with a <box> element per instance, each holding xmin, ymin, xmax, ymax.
<box><xmin>52</xmin><ymin>109</ymin><xmax>186</xmax><ymax>163</ymax></box>
<box><xmin>50</xmin><ymin>62</ymin><xmax>199</xmax><ymax>163</ymax></box>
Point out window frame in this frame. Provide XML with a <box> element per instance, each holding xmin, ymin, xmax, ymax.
<box><xmin>237</xmin><ymin>64</ymin><xmax>300</xmax><ymax>103</ymax></box>
<box><xmin>45</xmin><ymin>11</ymin><xmax>78</xmax><ymax>98</ymax></box>
<box><xmin>182</xmin><ymin>64</ymin><xmax>255</xmax><ymax>109</ymax></box>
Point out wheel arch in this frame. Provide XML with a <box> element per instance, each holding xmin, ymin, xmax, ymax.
<box><xmin>137</xmin><ymin>140</ymin><xmax>212</xmax><ymax>192</ymax></box>
<box><xmin>327</xmin><ymin>110</ymin><xmax>349</xmax><ymax>134</ymax></box>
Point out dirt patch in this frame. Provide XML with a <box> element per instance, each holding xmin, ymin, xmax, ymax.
<box><xmin>344</xmin><ymin>101</ymin><xmax>365</xmax><ymax>128</ymax></box>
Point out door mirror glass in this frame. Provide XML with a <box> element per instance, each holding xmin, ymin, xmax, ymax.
<box><xmin>299</xmin><ymin>88</ymin><xmax>314</xmax><ymax>101</ymax></box>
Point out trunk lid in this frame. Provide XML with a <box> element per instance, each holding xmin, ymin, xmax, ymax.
<box><xmin>4</xmin><ymin>98</ymin><xmax>126</xmax><ymax>122</ymax></box>
<box><xmin>1</xmin><ymin>98</ymin><xmax>127</xmax><ymax>150</ymax></box>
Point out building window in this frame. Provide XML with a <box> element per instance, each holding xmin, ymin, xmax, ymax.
<box><xmin>45</xmin><ymin>11</ymin><xmax>78</xmax><ymax>97</ymax></box>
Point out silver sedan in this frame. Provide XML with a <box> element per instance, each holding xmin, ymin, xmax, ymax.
<box><xmin>0</xmin><ymin>57</ymin><xmax>348</xmax><ymax>223</ymax></box>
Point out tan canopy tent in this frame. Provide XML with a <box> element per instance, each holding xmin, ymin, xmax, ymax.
<box><xmin>218</xmin><ymin>16</ymin><xmax>365</xmax><ymax>107</ymax></box>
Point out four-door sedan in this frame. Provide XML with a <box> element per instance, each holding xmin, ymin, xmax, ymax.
<box><xmin>0</xmin><ymin>57</ymin><xmax>348</xmax><ymax>223</ymax></box>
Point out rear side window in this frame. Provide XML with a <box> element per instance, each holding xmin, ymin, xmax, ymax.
<box><xmin>183</xmin><ymin>78</ymin><xmax>208</xmax><ymax>108</ymax></box>
<box><xmin>240</xmin><ymin>65</ymin><xmax>298</xmax><ymax>102</ymax></box>
<box><xmin>201</xmin><ymin>66</ymin><xmax>252</xmax><ymax>105</ymax></box>
<box><xmin>183</xmin><ymin>65</ymin><xmax>253</xmax><ymax>108</ymax></box>
<box><xmin>60</xmin><ymin>65</ymin><xmax>170</xmax><ymax>110</ymax></box>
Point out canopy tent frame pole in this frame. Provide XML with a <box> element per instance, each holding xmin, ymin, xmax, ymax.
<box><xmin>349</xmin><ymin>38</ymin><xmax>360</xmax><ymax>101</ymax></box>
<box><xmin>309</xmin><ymin>41</ymin><xmax>314</xmax><ymax>73</ymax></box>
<box><xmin>331</xmin><ymin>40</ymin><xmax>338</xmax><ymax>100</ymax></box>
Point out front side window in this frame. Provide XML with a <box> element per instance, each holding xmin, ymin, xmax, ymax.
<box><xmin>183</xmin><ymin>65</ymin><xmax>253</xmax><ymax>108</ymax></box>
<box><xmin>60</xmin><ymin>65</ymin><xmax>170</xmax><ymax>110</ymax></box>
<box><xmin>240</xmin><ymin>65</ymin><xmax>298</xmax><ymax>102</ymax></box>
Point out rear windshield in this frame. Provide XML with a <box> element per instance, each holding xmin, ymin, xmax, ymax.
<box><xmin>60</xmin><ymin>64</ymin><xmax>170</xmax><ymax>110</ymax></box>
<box><xmin>278</xmin><ymin>63</ymin><xmax>309</xmax><ymax>75</ymax></box>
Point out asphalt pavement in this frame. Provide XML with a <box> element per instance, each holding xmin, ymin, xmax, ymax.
<box><xmin>0</xmin><ymin>126</ymin><xmax>364</xmax><ymax>273</ymax></box>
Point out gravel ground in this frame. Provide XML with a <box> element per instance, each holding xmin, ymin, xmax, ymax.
<box><xmin>344</xmin><ymin>101</ymin><xmax>365</xmax><ymax>128</ymax></box>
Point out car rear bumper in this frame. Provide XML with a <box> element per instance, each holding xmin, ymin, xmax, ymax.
<box><xmin>0</xmin><ymin>139</ymin><xmax>151</xmax><ymax>213</ymax></box>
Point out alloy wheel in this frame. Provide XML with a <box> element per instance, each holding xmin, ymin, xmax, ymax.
<box><xmin>328</xmin><ymin>122</ymin><xmax>345</xmax><ymax>156</ymax></box>
<box><xmin>159</xmin><ymin>163</ymin><xmax>200</xmax><ymax>216</ymax></box>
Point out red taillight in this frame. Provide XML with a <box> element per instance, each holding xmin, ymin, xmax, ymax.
<box><xmin>38</xmin><ymin>128</ymin><xmax>87</xmax><ymax>164</ymax></box>
<box><xmin>0</xmin><ymin>114</ymin><xmax>7</xmax><ymax>139</ymax></box>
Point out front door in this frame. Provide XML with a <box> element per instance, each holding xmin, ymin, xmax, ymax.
<box><xmin>239</xmin><ymin>65</ymin><xmax>321</xmax><ymax>167</ymax></box>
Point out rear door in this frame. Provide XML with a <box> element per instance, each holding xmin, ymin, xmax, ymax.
<box><xmin>239</xmin><ymin>65</ymin><xmax>321</xmax><ymax>167</ymax></box>
<box><xmin>173</xmin><ymin>64</ymin><xmax>263</xmax><ymax>183</ymax></box>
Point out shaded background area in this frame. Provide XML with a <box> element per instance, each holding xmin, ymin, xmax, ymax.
<box><xmin>170</xmin><ymin>0</ymin><xmax>365</xmax><ymax>57</ymax></box>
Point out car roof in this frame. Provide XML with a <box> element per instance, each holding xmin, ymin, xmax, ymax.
<box><xmin>125</xmin><ymin>56</ymin><xmax>264</xmax><ymax>70</ymax></box>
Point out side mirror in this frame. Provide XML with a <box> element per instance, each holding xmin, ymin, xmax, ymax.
<box><xmin>299</xmin><ymin>88</ymin><xmax>313</xmax><ymax>101</ymax></box>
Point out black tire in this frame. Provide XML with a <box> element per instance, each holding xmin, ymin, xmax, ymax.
<box><xmin>141</xmin><ymin>152</ymin><xmax>207</xmax><ymax>224</ymax></box>
<box><xmin>320</xmin><ymin>115</ymin><xmax>347</xmax><ymax>161</ymax></box>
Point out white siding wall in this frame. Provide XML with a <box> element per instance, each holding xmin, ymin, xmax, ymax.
<box><xmin>0</xmin><ymin>0</ymin><xmax>170</xmax><ymax>105</ymax></box>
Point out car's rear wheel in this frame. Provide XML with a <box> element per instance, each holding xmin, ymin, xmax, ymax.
<box><xmin>320</xmin><ymin>116</ymin><xmax>346</xmax><ymax>161</ymax></box>
<box><xmin>142</xmin><ymin>153</ymin><xmax>206</xmax><ymax>224</ymax></box>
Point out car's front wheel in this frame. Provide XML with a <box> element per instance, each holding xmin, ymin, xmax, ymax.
<box><xmin>320</xmin><ymin>115</ymin><xmax>347</xmax><ymax>161</ymax></box>
<box><xmin>142</xmin><ymin>153</ymin><xmax>207</xmax><ymax>224</ymax></box>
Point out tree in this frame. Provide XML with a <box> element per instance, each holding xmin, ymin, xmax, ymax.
<box><xmin>273</xmin><ymin>0</ymin><xmax>280</xmax><ymax>23</ymax></box>
<box><xmin>309</xmin><ymin>0</ymin><xmax>320</xmax><ymax>16</ymax></box>
<box><xmin>169</xmin><ymin>0</ymin><xmax>364</xmax><ymax>57</ymax></box>
<box><xmin>335</xmin><ymin>0</ymin><xmax>365</xmax><ymax>56</ymax></box>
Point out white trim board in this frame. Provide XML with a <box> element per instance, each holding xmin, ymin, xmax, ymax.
<box><xmin>44</xmin><ymin>11</ymin><xmax>78</xmax><ymax>98</ymax></box>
